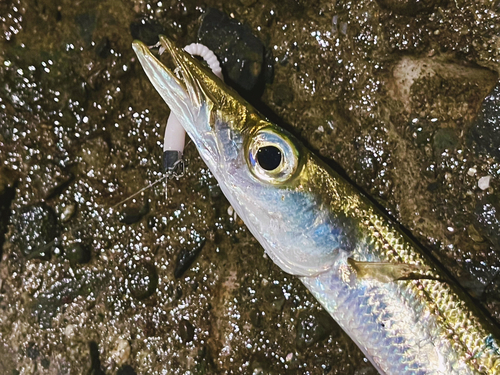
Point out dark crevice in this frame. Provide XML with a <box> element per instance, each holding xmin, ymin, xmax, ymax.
<box><xmin>0</xmin><ymin>184</ymin><xmax>16</xmax><ymax>262</ymax></box>
<box><xmin>88</xmin><ymin>341</ymin><xmax>105</xmax><ymax>375</ymax></box>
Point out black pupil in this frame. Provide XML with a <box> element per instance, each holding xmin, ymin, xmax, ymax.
<box><xmin>257</xmin><ymin>146</ymin><xmax>282</xmax><ymax>171</ymax></box>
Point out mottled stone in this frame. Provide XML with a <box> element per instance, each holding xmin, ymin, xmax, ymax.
<box><xmin>65</xmin><ymin>242</ymin><xmax>91</xmax><ymax>265</ymax></box>
<box><xmin>128</xmin><ymin>262</ymin><xmax>158</xmax><ymax>300</ymax></box>
<box><xmin>119</xmin><ymin>200</ymin><xmax>149</xmax><ymax>224</ymax></box>
<box><xmin>433</xmin><ymin>128</ymin><xmax>458</xmax><ymax>154</ymax></box>
<box><xmin>468</xmin><ymin>84</ymin><xmax>500</xmax><ymax>161</ymax></box>
<box><xmin>130</xmin><ymin>19</ymin><xmax>165</xmax><ymax>46</ymax></box>
<box><xmin>174</xmin><ymin>239</ymin><xmax>206</xmax><ymax>279</ymax></box>
<box><xmin>376</xmin><ymin>0</ymin><xmax>441</xmax><ymax>16</ymax></box>
<box><xmin>198</xmin><ymin>8</ymin><xmax>270</xmax><ymax>94</ymax></box>
<box><xmin>11</xmin><ymin>203</ymin><xmax>58</xmax><ymax>260</ymax></box>
<box><xmin>296</xmin><ymin>310</ymin><xmax>338</xmax><ymax>351</ymax></box>
<box><xmin>475</xmin><ymin>194</ymin><xmax>500</xmax><ymax>249</ymax></box>
<box><xmin>31</xmin><ymin>162</ymin><xmax>73</xmax><ymax>200</ymax></box>
<box><xmin>75</xmin><ymin>13</ymin><xmax>96</xmax><ymax>45</ymax></box>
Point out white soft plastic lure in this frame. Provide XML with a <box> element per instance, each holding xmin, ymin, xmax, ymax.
<box><xmin>132</xmin><ymin>36</ymin><xmax>500</xmax><ymax>374</ymax></box>
<box><xmin>162</xmin><ymin>43</ymin><xmax>223</xmax><ymax>176</ymax></box>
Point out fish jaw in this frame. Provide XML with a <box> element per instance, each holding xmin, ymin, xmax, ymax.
<box><xmin>133</xmin><ymin>38</ymin><xmax>216</xmax><ymax>170</ymax></box>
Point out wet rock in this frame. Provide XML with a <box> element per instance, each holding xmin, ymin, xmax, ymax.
<box><xmin>119</xmin><ymin>200</ymin><xmax>150</xmax><ymax>224</ymax></box>
<box><xmin>407</xmin><ymin>118</ymin><xmax>432</xmax><ymax>147</ymax></box>
<box><xmin>250</xmin><ymin>309</ymin><xmax>265</xmax><ymax>328</ymax></box>
<box><xmin>249</xmin><ymin>356</ymin><xmax>275</xmax><ymax>375</ymax></box>
<box><xmin>111</xmin><ymin>339</ymin><xmax>131</xmax><ymax>367</ymax></box>
<box><xmin>178</xmin><ymin>319</ymin><xmax>195</xmax><ymax>343</ymax></box>
<box><xmin>95</xmin><ymin>37</ymin><xmax>111</xmax><ymax>59</ymax></box>
<box><xmin>40</xmin><ymin>358</ymin><xmax>50</xmax><ymax>369</ymax></box>
<box><xmin>146</xmin><ymin>215</ymin><xmax>159</xmax><ymax>230</ymax></box>
<box><xmin>272</xmin><ymin>83</ymin><xmax>294</xmax><ymax>108</ymax></box>
<box><xmin>32</xmin><ymin>274</ymin><xmax>100</xmax><ymax>328</ymax></box>
<box><xmin>130</xmin><ymin>19</ymin><xmax>165</xmax><ymax>45</ymax></box>
<box><xmin>208</xmin><ymin>184</ymin><xmax>223</xmax><ymax>200</ymax></box>
<box><xmin>426</xmin><ymin>182</ymin><xmax>439</xmax><ymax>192</ymax></box>
<box><xmin>467</xmin><ymin>224</ymin><xmax>485</xmax><ymax>243</ymax></box>
<box><xmin>11</xmin><ymin>203</ymin><xmax>58</xmax><ymax>260</ymax></box>
<box><xmin>238</xmin><ymin>0</ymin><xmax>258</xmax><ymax>6</ymax></box>
<box><xmin>296</xmin><ymin>310</ymin><xmax>339</xmax><ymax>351</ymax></box>
<box><xmin>117</xmin><ymin>365</ymin><xmax>137</xmax><ymax>375</ymax></box>
<box><xmin>354</xmin><ymin>366</ymin><xmax>379</xmax><ymax>375</ymax></box>
<box><xmin>193</xmin><ymin>346</ymin><xmax>216</xmax><ymax>374</ymax></box>
<box><xmin>265</xmin><ymin>284</ymin><xmax>286</xmax><ymax>313</ymax></box>
<box><xmin>198</xmin><ymin>8</ymin><xmax>271</xmax><ymax>94</ymax></box>
<box><xmin>31</xmin><ymin>162</ymin><xmax>73</xmax><ymax>200</ymax></box>
<box><xmin>128</xmin><ymin>262</ymin><xmax>158</xmax><ymax>300</ymax></box>
<box><xmin>57</xmin><ymin>202</ymin><xmax>76</xmax><ymax>223</ymax></box>
<box><xmin>468</xmin><ymin>83</ymin><xmax>500</xmax><ymax>161</ymax></box>
<box><xmin>433</xmin><ymin>128</ymin><xmax>458</xmax><ymax>154</ymax></box>
<box><xmin>475</xmin><ymin>194</ymin><xmax>500</xmax><ymax>249</ymax></box>
<box><xmin>65</xmin><ymin>242</ymin><xmax>91</xmax><ymax>265</ymax></box>
<box><xmin>26</xmin><ymin>342</ymin><xmax>39</xmax><ymax>359</ymax></box>
<box><xmin>0</xmin><ymin>168</ymin><xmax>16</xmax><ymax>262</ymax></box>
<box><xmin>0</xmin><ymin>343</ymin><xmax>17</xmax><ymax>375</ymax></box>
<box><xmin>391</xmin><ymin>57</ymin><xmax>498</xmax><ymax>123</ymax></box>
<box><xmin>376</xmin><ymin>0</ymin><xmax>440</xmax><ymax>16</ymax></box>
<box><xmin>79</xmin><ymin>136</ymin><xmax>110</xmax><ymax>176</ymax></box>
<box><xmin>262</xmin><ymin>49</ymin><xmax>274</xmax><ymax>85</ymax></box>
<box><xmin>75</xmin><ymin>13</ymin><xmax>96</xmax><ymax>45</ymax></box>
<box><xmin>174</xmin><ymin>239</ymin><xmax>206</xmax><ymax>278</ymax></box>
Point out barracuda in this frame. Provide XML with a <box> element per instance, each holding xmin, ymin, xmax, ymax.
<box><xmin>132</xmin><ymin>36</ymin><xmax>500</xmax><ymax>374</ymax></box>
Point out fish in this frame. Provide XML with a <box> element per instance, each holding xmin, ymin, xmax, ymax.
<box><xmin>132</xmin><ymin>35</ymin><xmax>500</xmax><ymax>375</ymax></box>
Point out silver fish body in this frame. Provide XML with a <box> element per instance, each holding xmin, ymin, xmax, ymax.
<box><xmin>132</xmin><ymin>36</ymin><xmax>500</xmax><ymax>374</ymax></box>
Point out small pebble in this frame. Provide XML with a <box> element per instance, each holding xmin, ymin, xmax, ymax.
<box><xmin>227</xmin><ymin>205</ymin><xmax>238</xmax><ymax>221</ymax></box>
<box><xmin>65</xmin><ymin>324</ymin><xmax>76</xmax><ymax>339</ymax></box>
<box><xmin>179</xmin><ymin>319</ymin><xmax>195</xmax><ymax>343</ymax></box>
<box><xmin>59</xmin><ymin>203</ymin><xmax>76</xmax><ymax>222</ymax></box>
<box><xmin>478</xmin><ymin>175</ymin><xmax>491</xmax><ymax>190</ymax></box>
<box><xmin>110</xmin><ymin>338</ymin><xmax>130</xmax><ymax>366</ymax></box>
<box><xmin>128</xmin><ymin>262</ymin><xmax>158</xmax><ymax>300</ymax></box>
<box><xmin>174</xmin><ymin>239</ymin><xmax>206</xmax><ymax>278</ymax></box>
<box><xmin>467</xmin><ymin>167</ymin><xmax>477</xmax><ymax>177</ymax></box>
<box><xmin>65</xmin><ymin>242</ymin><xmax>91</xmax><ymax>265</ymax></box>
<box><xmin>119</xmin><ymin>200</ymin><xmax>150</xmax><ymax>224</ymax></box>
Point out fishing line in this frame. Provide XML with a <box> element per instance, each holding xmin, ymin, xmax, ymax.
<box><xmin>27</xmin><ymin>174</ymin><xmax>168</xmax><ymax>259</ymax></box>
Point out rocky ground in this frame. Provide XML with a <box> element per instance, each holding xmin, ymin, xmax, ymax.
<box><xmin>0</xmin><ymin>0</ymin><xmax>499</xmax><ymax>374</ymax></box>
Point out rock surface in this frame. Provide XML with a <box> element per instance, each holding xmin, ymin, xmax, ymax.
<box><xmin>1</xmin><ymin>0</ymin><xmax>499</xmax><ymax>374</ymax></box>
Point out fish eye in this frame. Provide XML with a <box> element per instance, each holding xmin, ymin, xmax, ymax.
<box><xmin>247</xmin><ymin>127</ymin><xmax>299</xmax><ymax>184</ymax></box>
<box><xmin>257</xmin><ymin>146</ymin><xmax>282</xmax><ymax>171</ymax></box>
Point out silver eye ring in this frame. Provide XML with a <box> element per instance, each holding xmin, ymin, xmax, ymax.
<box><xmin>247</xmin><ymin>127</ymin><xmax>299</xmax><ymax>184</ymax></box>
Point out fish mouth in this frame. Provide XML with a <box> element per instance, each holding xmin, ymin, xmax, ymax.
<box><xmin>132</xmin><ymin>36</ymin><xmax>253</xmax><ymax>169</ymax></box>
<box><xmin>132</xmin><ymin>36</ymin><xmax>214</xmax><ymax>156</ymax></box>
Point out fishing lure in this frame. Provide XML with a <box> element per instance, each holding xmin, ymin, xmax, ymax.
<box><xmin>132</xmin><ymin>36</ymin><xmax>500</xmax><ymax>374</ymax></box>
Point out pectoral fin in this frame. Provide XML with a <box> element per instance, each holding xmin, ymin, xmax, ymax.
<box><xmin>347</xmin><ymin>258</ymin><xmax>432</xmax><ymax>283</ymax></box>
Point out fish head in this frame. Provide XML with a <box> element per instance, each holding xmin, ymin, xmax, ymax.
<box><xmin>133</xmin><ymin>36</ymin><xmax>344</xmax><ymax>277</ymax></box>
